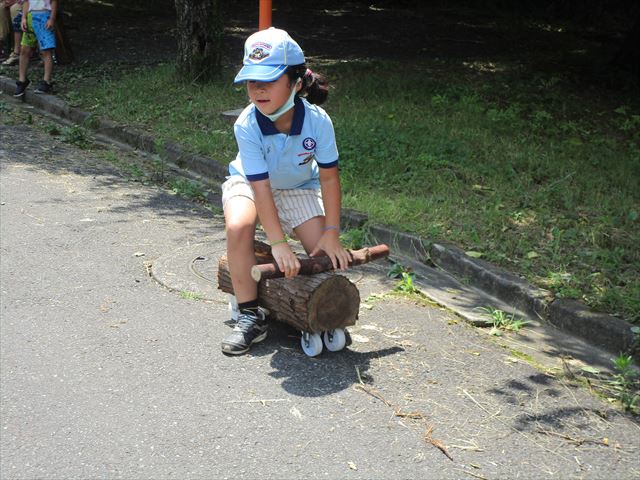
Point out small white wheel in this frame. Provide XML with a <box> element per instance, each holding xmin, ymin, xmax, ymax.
<box><xmin>301</xmin><ymin>332</ymin><xmax>323</xmax><ymax>357</ymax></box>
<box><xmin>228</xmin><ymin>295</ymin><xmax>239</xmax><ymax>321</ymax></box>
<box><xmin>323</xmin><ymin>329</ymin><xmax>346</xmax><ymax>352</ymax></box>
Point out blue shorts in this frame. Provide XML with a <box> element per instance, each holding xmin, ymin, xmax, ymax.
<box><xmin>12</xmin><ymin>12</ymin><xmax>22</xmax><ymax>32</ymax></box>
<box><xmin>21</xmin><ymin>11</ymin><xmax>56</xmax><ymax>51</ymax></box>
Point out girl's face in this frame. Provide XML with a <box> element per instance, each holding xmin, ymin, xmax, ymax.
<box><xmin>247</xmin><ymin>74</ymin><xmax>300</xmax><ymax>115</ymax></box>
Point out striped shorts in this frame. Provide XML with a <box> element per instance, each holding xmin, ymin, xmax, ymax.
<box><xmin>221</xmin><ymin>175</ymin><xmax>325</xmax><ymax>235</ymax></box>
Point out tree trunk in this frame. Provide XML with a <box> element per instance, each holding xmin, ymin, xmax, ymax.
<box><xmin>174</xmin><ymin>0</ymin><xmax>223</xmax><ymax>82</ymax></box>
<box><xmin>54</xmin><ymin>13</ymin><xmax>74</xmax><ymax>65</ymax></box>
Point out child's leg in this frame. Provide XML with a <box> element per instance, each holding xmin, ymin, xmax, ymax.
<box><xmin>18</xmin><ymin>12</ymin><xmax>37</xmax><ymax>83</ymax></box>
<box><xmin>31</xmin><ymin>10</ymin><xmax>55</xmax><ymax>82</ymax></box>
<box><xmin>10</xmin><ymin>5</ymin><xmax>21</xmax><ymax>55</ymax></box>
<box><xmin>13</xmin><ymin>31</ymin><xmax>21</xmax><ymax>54</ymax></box>
<box><xmin>41</xmin><ymin>48</ymin><xmax>53</xmax><ymax>82</ymax></box>
<box><xmin>293</xmin><ymin>215</ymin><xmax>326</xmax><ymax>255</ymax></box>
<box><xmin>222</xmin><ymin>192</ymin><xmax>272</xmax><ymax>355</ymax></box>
<box><xmin>18</xmin><ymin>44</ymin><xmax>31</xmax><ymax>82</ymax></box>
<box><xmin>278</xmin><ymin>187</ymin><xmax>326</xmax><ymax>255</ymax></box>
<box><xmin>224</xmin><ymin>195</ymin><xmax>259</xmax><ymax>304</ymax></box>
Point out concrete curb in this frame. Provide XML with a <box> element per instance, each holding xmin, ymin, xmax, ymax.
<box><xmin>2</xmin><ymin>75</ymin><xmax>636</xmax><ymax>359</ymax></box>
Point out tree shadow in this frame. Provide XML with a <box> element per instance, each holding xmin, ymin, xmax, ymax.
<box><xmin>1</xmin><ymin>124</ymin><xmax>221</xmax><ymax>228</ymax></box>
<box><xmin>486</xmin><ymin>371</ymin><xmax>640</xmax><ymax>431</ymax></box>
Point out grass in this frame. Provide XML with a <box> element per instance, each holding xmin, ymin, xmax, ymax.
<box><xmin>609</xmin><ymin>354</ymin><xmax>639</xmax><ymax>412</ymax></box>
<box><xmin>479</xmin><ymin>306</ymin><xmax>529</xmax><ymax>336</ymax></box>
<box><xmin>23</xmin><ymin>55</ymin><xmax>640</xmax><ymax>326</ymax></box>
<box><xmin>574</xmin><ymin>354</ymin><xmax>639</xmax><ymax>414</ymax></box>
<box><xmin>179</xmin><ymin>290</ymin><xmax>204</xmax><ymax>301</ymax></box>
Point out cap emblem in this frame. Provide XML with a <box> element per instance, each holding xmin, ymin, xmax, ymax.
<box><xmin>248</xmin><ymin>47</ymin><xmax>270</xmax><ymax>61</ymax></box>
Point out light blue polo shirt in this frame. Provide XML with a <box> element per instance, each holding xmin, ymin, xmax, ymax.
<box><xmin>229</xmin><ymin>97</ymin><xmax>339</xmax><ymax>190</ymax></box>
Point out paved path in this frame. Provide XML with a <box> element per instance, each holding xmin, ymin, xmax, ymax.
<box><xmin>1</xmin><ymin>110</ymin><xmax>639</xmax><ymax>479</ymax></box>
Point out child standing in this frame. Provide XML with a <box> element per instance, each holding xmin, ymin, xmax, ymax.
<box><xmin>1</xmin><ymin>0</ymin><xmax>22</xmax><ymax>66</ymax></box>
<box><xmin>221</xmin><ymin>27</ymin><xmax>351</xmax><ymax>355</ymax></box>
<box><xmin>14</xmin><ymin>0</ymin><xmax>56</xmax><ymax>97</ymax></box>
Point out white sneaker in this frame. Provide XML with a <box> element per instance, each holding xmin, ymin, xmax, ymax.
<box><xmin>2</xmin><ymin>52</ymin><xmax>19</xmax><ymax>66</ymax></box>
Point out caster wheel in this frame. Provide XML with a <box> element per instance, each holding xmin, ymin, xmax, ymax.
<box><xmin>301</xmin><ymin>332</ymin><xmax>323</xmax><ymax>357</ymax></box>
<box><xmin>228</xmin><ymin>296</ymin><xmax>239</xmax><ymax>321</ymax></box>
<box><xmin>323</xmin><ymin>329</ymin><xmax>346</xmax><ymax>352</ymax></box>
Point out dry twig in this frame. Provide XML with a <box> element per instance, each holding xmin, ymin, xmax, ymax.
<box><xmin>353</xmin><ymin>367</ymin><xmax>453</xmax><ymax>461</ymax></box>
<box><xmin>425</xmin><ymin>425</ymin><xmax>454</xmax><ymax>461</ymax></box>
<box><xmin>536</xmin><ymin>428</ymin><xmax>608</xmax><ymax>447</ymax></box>
<box><xmin>453</xmin><ymin>468</ymin><xmax>488</xmax><ymax>480</ymax></box>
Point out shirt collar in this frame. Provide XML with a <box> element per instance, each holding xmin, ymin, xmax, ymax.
<box><xmin>255</xmin><ymin>97</ymin><xmax>305</xmax><ymax>136</ymax></box>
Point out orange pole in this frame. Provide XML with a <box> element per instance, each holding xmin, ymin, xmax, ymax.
<box><xmin>259</xmin><ymin>0</ymin><xmax>272</xmax><ymax>30</ymax></box>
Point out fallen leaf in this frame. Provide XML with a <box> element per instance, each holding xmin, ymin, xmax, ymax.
<box><xmin>350</xmin><ymin>334</ymin><xmax>370</xmax><ymax>343</ymax></box>
<box><xmin>133</xmin><ymin>251</ymin><xmax>145</xmax><ymax>257</ymax></box>
<box><xmin>465</xmin><ymin>251</ymin><xmax>484</xmax><ymax>258</ymax></box>
<box><xmin>581</xmin><ymin>366</ymin><xmax>601</xmax><ymax>375</ymax></box>
<box><xmin>289</xmin><ymin>406</ymin><xmax>303</xmax><ymax>419</ymax></box>
<box><xmin>348</xmin><ymin>461</ymin><xmax>357</xmax><ymax>471</ymax></box>
<box><xmin>360</xmin><ymin>324</ymin><xmax>381</xmax><ymax>331</ymax></box>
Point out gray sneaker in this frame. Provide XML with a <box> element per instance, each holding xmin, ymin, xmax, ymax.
<box><xmin>34</xmin><ymin>80</ymin><xmax>53</xmax><ymax>94</ymax></box>
<box><xmin>13</xmin><ymin>79</ymin><xmax>30</xmax><ymax>97</ymax></box>
<box><xmin>221</xmin><ymin>308</ymin><xmax>269</xmax><ymax>355</ymax></box>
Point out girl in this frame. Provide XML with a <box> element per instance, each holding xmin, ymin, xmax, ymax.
<box><xmin>221</xmin><ymin>27</ymin><xmax>351</xmax><ymax>355</ymax></box>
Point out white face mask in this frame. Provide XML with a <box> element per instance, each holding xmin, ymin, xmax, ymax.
<box><xmin>259</xmin><ymin>79</ymin><xmax>301</xmax><ymax>122</ymax></box>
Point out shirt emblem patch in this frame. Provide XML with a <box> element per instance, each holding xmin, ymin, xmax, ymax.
<box><xmin>298</xmin><ymin>154</ymin><xmax>315</xmax><ymax>166</ymax></box>
<box><xmin>302</xmin><ymin>137</ymin><xmax>316</xmax><ymax>150</ymax></box>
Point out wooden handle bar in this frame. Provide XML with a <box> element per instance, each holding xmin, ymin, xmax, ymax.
<box><xmin>250</xmin><ymin>244</ymin><xmax>390</xmax><ymax>281</ymax></box>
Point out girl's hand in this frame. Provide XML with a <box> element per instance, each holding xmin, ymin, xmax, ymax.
<box><xmin>21</xmin><ymin>17</ymin><xmax>27</xmax><ymax>32</ymax></box>
<box><xmin>271</xmin><ymin>242</ymin><xmax>300</xmax><ymax>278</ymax></box>
<box><xmin>310</xmin><ymin>231</ymin><xmax>351</xmax><ymax>270</ymax></box>
<box><xmin>45</xmin><ymin>17</ymin><xmax>55</xmax><ymax>30</ymax></box>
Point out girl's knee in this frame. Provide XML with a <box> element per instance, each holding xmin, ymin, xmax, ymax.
<box><xmin>225</xmin><ymin>221</ymin><xmax>255</xmax><ymax>246</ymax></box>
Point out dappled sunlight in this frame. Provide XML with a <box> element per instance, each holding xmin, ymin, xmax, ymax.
<box><xmin>85</xmin><ymin>0</ymin><xmax>115</xmax><ymax>6</ymax></box>
<box><xmin>321</xmin><ymin>9</ymin><xmax>350</xmax><ymax>17</ymax></box>
<box><xmin>532</xmin><ymin>22</ymin><xmax>565</xmax><ymax>33</ymax></box>
<box><xmin>462</xmin><ymin>60</ymin><xmax>508</xmax><ymax>73</ymax></box>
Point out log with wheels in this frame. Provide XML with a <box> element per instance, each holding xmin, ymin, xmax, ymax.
<box><xmin>218</xmin><ymin>259</ymin><xmax>360</xmax><ymax>333</ymax></box>
<box><xmin>217</xmin><ymin>241</ymin><xmax>389</xmax><ymax>333</ymax></box>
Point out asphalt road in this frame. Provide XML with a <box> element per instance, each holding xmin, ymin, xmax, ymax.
<box><xmin>1</xmin><ymin>109</ymin><xmax>639</xmax><ymax>479</ymax></box>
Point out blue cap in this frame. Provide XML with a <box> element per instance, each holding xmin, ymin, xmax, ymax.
<box><xmin>234</xmin><ymin>27</ymin><xmax>305</xmax><ymax>83</ymax></box>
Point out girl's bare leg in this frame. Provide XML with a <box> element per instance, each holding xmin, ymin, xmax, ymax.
<box><xmin>41</xmin><ymin>49</ymin><xmax>53</xmax><ymax>82</ymax></box>
<box><xmin>18</xmin><ymin>45</ymin><xmax>31</xmax><ymax>82</ymax></box>
<box><xmin>294</xmin><ymin>215</ymin><xmax>325</xmax><ymax>255</ymax></box>
<box><xmin>224</xmin><ymin>196</ymin><xmax>258</xmax><ymax>303</ymax></box>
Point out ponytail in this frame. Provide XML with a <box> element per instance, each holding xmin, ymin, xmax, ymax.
<box><xmin>286</xmin><ymin>65</ymin><xmax>329</xmax><ymax>105</ymax></box>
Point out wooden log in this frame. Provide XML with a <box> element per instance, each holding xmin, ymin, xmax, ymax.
<box><xmin>250</xmin><ymin>244</ymin><xmax>389</xmax><ymax>281</ymax></box>
<box><xmin>217</xmin><ymin>248</ymin><xmax>362</xmax><ymax>333</ymax></box>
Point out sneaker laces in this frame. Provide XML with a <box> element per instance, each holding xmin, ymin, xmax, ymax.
<box><xmin>233</xmin><ymin>312</ymin><xmax>259</xmax><ymax>333</ymax></box>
